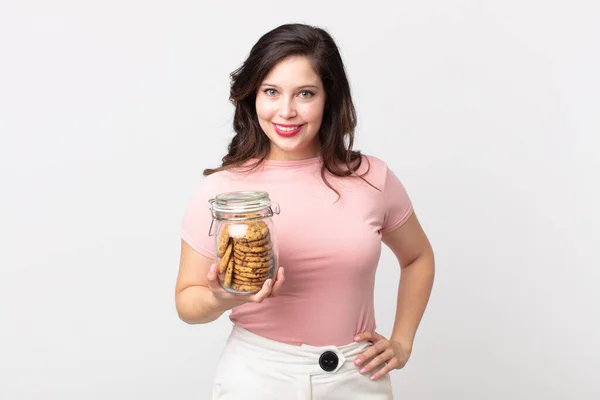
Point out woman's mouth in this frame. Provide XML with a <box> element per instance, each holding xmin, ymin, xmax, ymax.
<box><xmin>273</xmin><ymin>123</ymin><xmax>304</xmax><ymax>137</ymax></box>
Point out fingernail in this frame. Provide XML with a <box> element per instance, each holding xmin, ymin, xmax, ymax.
<box><xmin>370</xmin><ymin>376</ymin><xmax>376</xmax><ymax>380</ymax></box>
<box><xmin>209</xmin><ymin>264</ymin><xmax>216</xmax><ymax>273</ymax></box>
<box><xmin>360</xmin><ymin>368</ymin><xmax>366</xmax><ymax>374</ymax></box>
<box><xmin>267</xmin><ymin>279</ymin><xmax>272</xmax><ymax>287</ymax></box>
<box><xmin>354</xmin><ymin>359</ymin><xmax>360</xmax><ymax>365</ymax></box>
<box><xmin>354</xmin><ymin>335</ymin><xmax>360</xmax><ymax>341</ymax></box>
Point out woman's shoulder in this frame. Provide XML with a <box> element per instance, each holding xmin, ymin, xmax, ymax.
<box><xmin>195</xmin><ymin>163</ymin><xmax>262</xmax><ymax>190</ymax></box>
<box><xmin>360</xmin><ymin>153</ymin><xmax>387</xmax><ymax>167</ymax></box>
<box><xmin>332</xmin><ymin>153</ymin><xmax>391</xmax><ymax>192</ymax></box>
<box><xmin>186</xmin><ymin>168</ymin><xmax>234</xmax><ymax>198</ymax></box>
<box><xmin>355</xmin><ymin>153</ymin><xmax>390</xmax><ymax>178</ymax></box>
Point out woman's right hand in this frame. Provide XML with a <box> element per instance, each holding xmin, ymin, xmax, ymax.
<box><xmin>206</xmin><ymin>264</ymin><xmax>285</xmax><ymax>310</ymax></box>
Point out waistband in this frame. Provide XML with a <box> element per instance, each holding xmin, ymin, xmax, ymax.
<box><xmin>225</xmin><ymin>325</ymin><xmax>372</xmax><ymax>375</ymax></box>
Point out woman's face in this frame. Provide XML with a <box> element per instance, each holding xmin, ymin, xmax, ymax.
<box><xmin>255</xmin><ymin>56</ymin><xmax>326</xmax><ymax>161</ymax></box>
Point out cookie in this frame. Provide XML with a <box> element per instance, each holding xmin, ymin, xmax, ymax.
<box><xmin>232</xmin><ymin>273</ymin><xmax>267</xmax><ymax>281</ymax></box>
<box><xmin>234</xmin><ymin>241</ymin><xmax>273</xmax><ymax>254</ymax></box>
<box><xmin>232</xmin><ymin>281</ymin><xmax>265</xmax><ymax>289</ymax></box>
<box><xmin>232</xmin><ymin>262</ymin><xmax>270</xmax><ymax>271</ymax></box>
<box><xmin>233</xmin><ymin>270</ymin><xmax>271</xmax><ymax>280</ymax></box>
<box><xmin>243</xmin><ymin>221</ymin><xmax>269</xmax><ymax>241</ymax></box>
<box><xmin>233</xmin><ymin>235</ymin><xmax>270</xmax><ymax>247</ymax></box>
<box><xmin>232</xmin><ymin>269</ymin><xmax>272</xmax><ymax>279</ymax></box>
<box><xmin>232</xmin><ymin>275</ymin><xmax>268</xmax><ymax>284</ymax></box>
<box><xmin>232</xmin><ymin>278</ymin><xmax>264</xmax><ymax>283</ymax></box>
<box><xmin>233</xmin><ymin>266</ymin><xmax>271</xmax><ymax>274</ymax></box>
<box><xmin>233</xmin><ymin>251</ymin><xmax>273</xmax><ymax>262</ymax></box>
<box><xmin>233</xmin><ymin>268</ymin><xmax>267</xmax><ymax>277</ymax></box>
<box><xmin>231</xmin><ymin>282</ymin><xmax>262</xmax><ymax>292</ymax></box>
<box><xmin>234</xmin><ymin>270</ymin><xmax>270</xmax><ymax>279</ymax></box>
<box><xmin>223</xmin><ymin>258</ymin><xmax>234</xmax><ymax>287</ymax></box>
<box><xmin>233</xmin><ymin>259</ymin><xmax>273</xmax><ymax>269</ymax></box>
<box><xmin>233</xmin><ymin>265</ymin><xmax>270</xmax><ymax>275</ymax></box>
<box><xmin>217</xmin><ymin>226</ymin><xmax>230</xmax><ymax>257</ymax></box>
<box><xmin>218</xmin><ymin>242</ymin><xmax>233</xmax><ymax>273</ymax></box>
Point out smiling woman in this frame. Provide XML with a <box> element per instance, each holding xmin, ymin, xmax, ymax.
<box><xmin>176</xmin><ymin>23</ymin><xmax>435</xmax><ymax>400</ymax></box>
<box><xmin>204</xmin><ymin>23</ymin><xmax>363</xmax><ymax>199</ymax></box>
<box><xmin>255</xmin><ymin>56</ymin><xmax>326</xmax><ymax>160</ymax></box>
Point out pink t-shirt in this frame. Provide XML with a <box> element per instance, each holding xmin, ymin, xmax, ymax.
<box><xmin>180</xmin><ymin>154</ymin><xmax>413</xmax><ymax>346</ymax></box>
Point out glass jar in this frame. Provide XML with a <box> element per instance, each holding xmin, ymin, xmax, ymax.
<box><xmin>208</xmin><ymin>191</ymin><xmax>280</xmax><ymax>294</ymax></box>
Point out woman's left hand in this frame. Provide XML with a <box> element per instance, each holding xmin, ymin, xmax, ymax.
<box><xmin>353</xmin><ymin>331</ymin><xmax>412</xmax><ymax>380</ymax></box>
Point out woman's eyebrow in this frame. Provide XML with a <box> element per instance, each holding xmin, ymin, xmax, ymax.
<box><xmin>261</xmin><ymin>83</ymin><xmax>320</xmax><ymax>90</ymax></box>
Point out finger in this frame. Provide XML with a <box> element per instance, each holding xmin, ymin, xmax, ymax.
<box><xmin>206</xmin><ymin>264</ymin><xmax>222</xmax><ymax>292</ymax></box>
<box><xmin>354</xmin><ymin>340</ymin><xmax>387</xmax><ymax>368</ymax></box>
<box><xmin>354</xmin><ymin>331</ymin><xmax>381</xmax><ymax>344</ymax></box>
<box><xmin>270</xmin><ymin>267</ymin><xmax>285</xmax><ymax>297</ymax></box>
<box><xmin>250</xmin><ymin>278</ymin><xmax>273</xmax><ymax>303</ymax></box>
<box><xmin>369</xmin><ymin>358</ymin><xmax>399</xmax><ymax>381</ymax></box>
<box><xmin>359</xmin><ymin>348</ymin><xmax>394</xmax><ymax>375</ymax></box>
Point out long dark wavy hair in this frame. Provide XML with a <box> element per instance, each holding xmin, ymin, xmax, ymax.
<box><xmin>204</xmin><ymin>23</ymin><xmax>376</xmax><ymax>199</ymax></box>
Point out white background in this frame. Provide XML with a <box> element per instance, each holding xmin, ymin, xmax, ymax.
<box><xmin>1</xmin><ymin>1</ymin><xmax>598</xmax><ymax>399</ymax></box>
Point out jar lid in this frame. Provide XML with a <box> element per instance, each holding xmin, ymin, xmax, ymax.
<box><xmin>210</xmin><ymin>191</ymin><xmax>273</xmax><ymax>214</ymax></box>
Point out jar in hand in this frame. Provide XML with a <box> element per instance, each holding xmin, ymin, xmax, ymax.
<box><xmin>209</xmin><ymin>191</ymin><xmax>280</xmax><ymax>294</ymax></box>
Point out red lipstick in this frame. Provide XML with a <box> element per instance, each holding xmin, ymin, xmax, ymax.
<box><xmin>273</xmin><ymin>123</ymin><xmax>304</xmax><ymax>137</ymax></box>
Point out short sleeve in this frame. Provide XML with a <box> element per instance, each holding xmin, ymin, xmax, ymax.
<box><xmin>180</xmin><ymin>179</ymin><xmax>216</xmax><ymax>259</ymax></box>
<box><xmin>380</xmin><ymin>165</ymin><xmax>414</xmax><ymax>233</ymax></box>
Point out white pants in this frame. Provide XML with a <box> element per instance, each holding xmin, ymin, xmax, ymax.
<box><xmin>213</xmin><ymin>326</ymin><xmax>393</xmax><ymax>400</ymax></box>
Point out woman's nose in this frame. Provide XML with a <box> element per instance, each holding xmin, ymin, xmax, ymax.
<box><xmin>278</xmin><ymin>99</ymin><xmax>297</xmax><ymax>119</ymax></box>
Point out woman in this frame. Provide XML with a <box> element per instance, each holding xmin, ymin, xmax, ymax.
<box><xmin>176</xmin><ymin>23</ymin><xmax>435</xmax><ymax>399</ymax></box>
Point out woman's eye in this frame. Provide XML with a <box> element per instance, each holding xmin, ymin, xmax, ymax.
<box><xmin>299</xmin><ymin>90</ymin><xmax>314</xmax><ymax>98</ymax></box>
<box><xmin>264</xmin><ymin>89</ymin><xmax>277</xmax><ymax>96</ymax></box>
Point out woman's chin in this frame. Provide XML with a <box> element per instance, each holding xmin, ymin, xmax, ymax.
<box><xmin>269</xmin><ymin>143</ymin><xmax>319</xmax><ymax>160</ymax></box>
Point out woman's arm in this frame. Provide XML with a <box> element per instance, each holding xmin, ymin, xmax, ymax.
<box><xmin>382</xmin><ymin>211</ymin><xmax>435</xmax><ymax>351</ymax></box>
<box><xmin>175</xmin><ymin>240</ymin><xmax>228</xmax><ymax>324</ymax></box>
<box><xmin>354</xmin><ymin>211</ymin><xmax>435</xmax><ymax>380</ymax></box>
<box><xmin>175</xmin><ymin>240</ymin><xmax>285</xmax><ymax>324</ymax></box>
